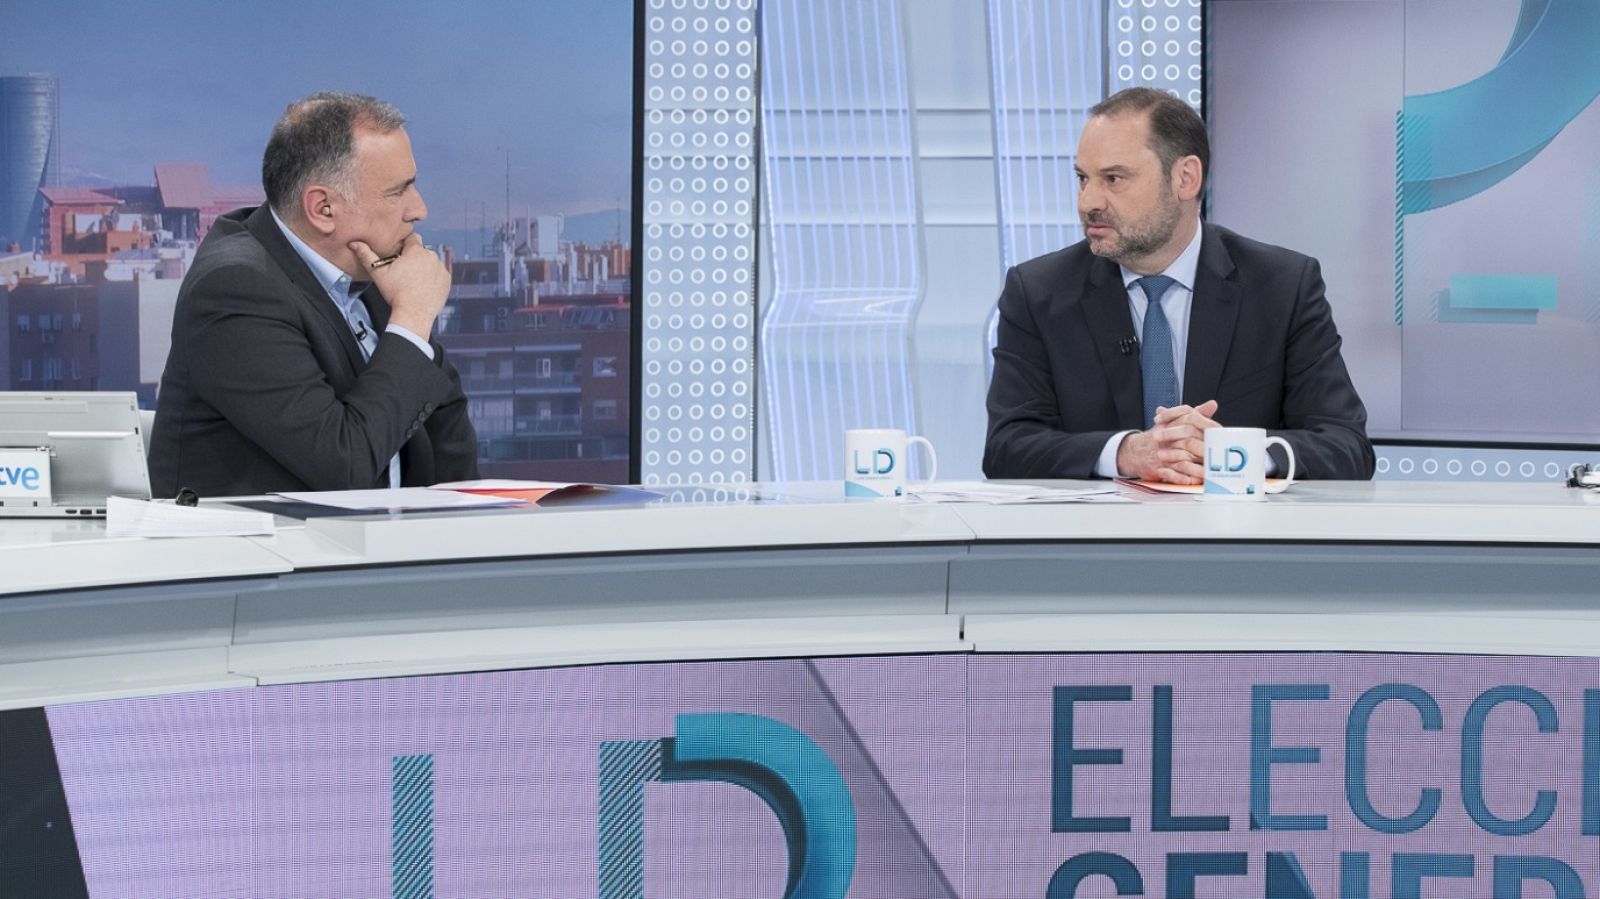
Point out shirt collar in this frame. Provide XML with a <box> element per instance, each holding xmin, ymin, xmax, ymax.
<box><xmin>269</xmin><ymin>206</ymin><xmax>364</xmax><ymax>304</ymax></box>
<box><xmin>1120</xmin><ymin>216</ymin><xmax>1204</xmax><ymax>294</ymax></box>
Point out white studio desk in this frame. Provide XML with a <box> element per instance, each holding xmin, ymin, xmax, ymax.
<box><xmin>3</xmin><ymin>480</ymin><xmax>1600</xmax><ymax>710</ymax></box>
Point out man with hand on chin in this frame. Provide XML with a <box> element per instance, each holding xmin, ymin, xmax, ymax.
<box><xmin>983</xmin><ymin>87</ymin><xmax>1373</xmax><ymax>483</ymax></box>
<box><xmin>149</xmin><ymin>92</ymin><xmax>478</xmax><ymax>497</ymax></box>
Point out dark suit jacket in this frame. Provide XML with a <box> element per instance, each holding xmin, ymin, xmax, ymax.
<box><xmin>984</xmin><ymin>224</ymin><xmax>1374</xmax><ymax>480</ymax></box>
<box><xmin>149</xmin><ymin>205</ymin><xmax>479</xmax><ymax>496</ymax></box>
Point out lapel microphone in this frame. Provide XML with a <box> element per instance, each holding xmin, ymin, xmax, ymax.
<box><xmin>350</xmin><ymin>283</ymin><xmax>374</xmax><ymax>347</ymax></box>
<box><xmin>1119</xmin><ymin>336</ymin><xmax>1138</xmax><ymax>356</ymax></box>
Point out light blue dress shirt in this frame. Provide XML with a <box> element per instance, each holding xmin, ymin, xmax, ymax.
<box><xmin>269</xmin><ymin>208</ymin><xmax>434</xmax><ymax>487</ymax></box>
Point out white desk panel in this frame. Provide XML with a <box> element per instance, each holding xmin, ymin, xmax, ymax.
<box><xmin>965</xmin><ymin>611</ymin><xmax>1600</xmax><ymax>657</ymax></box>
<box><xmin>242</xmin><ymin>520</ymin><xmax>367</xmax><ymax>568</ymax></box>
<box><xmin>947</xmin><ymin>541</ymin><xmax>1600</xmax><ymax>616</ymax></box>
<box><xmin>232</xmin><ymin>613</ymin><xmax>968</xmax><ymax>685</ymax></box>
<box><xmin>0</xmin><ymin>647</ymin><xmax>252</xmax><ymax>711</ymax></box>
<box><xmin>284</xmin><ymin>488</ymin><xmax>973</xmax><ymax>567</ymax></box>
<box><xmin>231</xmin><ymin>544</ymin><xmax>965</xmax><ymax>645</ymax></box>
<box><xmin>8</xmin><ymin>480</ymin><xmax>1600</xmax><ymax>708</ymax></box>
<box><xmin>0</xmin><ymin>519</ymin><xmax>290</xmax><ymax>597</ymax></box>
<box><xmin>954</xmin><ymin>481</ymin><xmax>1600</xmax><ymax>544</ymax></box>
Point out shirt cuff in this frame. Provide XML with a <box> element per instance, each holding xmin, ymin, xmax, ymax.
<box><xmin>1095</xmin><ymin>431</ymin><xmax>1137</xmax><ymax>479</ymax></box>
<box><xmin>386</xmin><ymin>323</ymin><xmax>435</xmax><ymax>360</ymax></box>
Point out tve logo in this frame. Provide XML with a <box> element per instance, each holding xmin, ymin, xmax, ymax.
<box><xmin>598</xmin><ymin>713</ymin><xmax>857</xmax><ymax>899</ymax></box>
<box><xmin>0</xmin><ymin>465</ymin><xmax>43</xmax><ymax>489</ymax></box>
<box><xmin>0</xmin><ymin>448</ymin><xmax>52</xmax><ymax>501</ymax></box>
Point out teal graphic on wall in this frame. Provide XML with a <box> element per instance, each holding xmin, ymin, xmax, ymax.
<box><xmin>598</xmin><ymin>712</ymin><xmax>856</xmax><ymax>899</ymax></box>
<box><xmin>392</xmin><ymin>754</ymin><xmax>435</xmax><ymax>899</ymax></box>
<box><xmin>1393</xmin><ymin>0</ymin><xmax>1600</xmax><ymax>324</ymax></box>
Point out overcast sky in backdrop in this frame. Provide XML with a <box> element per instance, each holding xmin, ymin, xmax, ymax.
<box><xmin>6</xmin><ymin>0</ymin><xmax>633</xmax><ymax>231</ymax></box>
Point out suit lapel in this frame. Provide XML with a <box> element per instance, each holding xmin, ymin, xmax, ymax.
<box><xmin>361</xmin><ymin>288</ymin><xmax>391</xmax><ymax>331</ymax></box>
<box><xmin>1183</xmin><ymin>224</ymin><xmax>1241</xmax><ymax>406</ymax></box>
<box><xmin>243</xmin><ymin>206</ymin><xmax>369</xmax><ymax>375</ymax></box>
<box><xmin>1080</xmin><ymin>255</ymin><xmax>1145</xmax><ymax>430</ymax></box>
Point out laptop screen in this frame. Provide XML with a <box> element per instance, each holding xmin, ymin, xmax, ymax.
<box><xmin>0</xmin><ymin>392</ymin><xmax>152</xmax><ymax>514</ymax></box>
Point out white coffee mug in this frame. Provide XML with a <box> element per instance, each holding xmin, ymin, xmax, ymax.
<box><xmin>1202</xmin><ymin>427</ymin><xmax>1296</xmax><ymax>500</ymax></box>
<box><xmin>844</xmin><ymin>428</ymin><xmax>937</xmax><ymax>497</ymax></box>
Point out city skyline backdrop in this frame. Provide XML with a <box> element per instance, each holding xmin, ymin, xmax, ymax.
<box><xmin>6</xmin><ymin>0</ymin><xmax>634</xmax><ymax>248</ymax></box>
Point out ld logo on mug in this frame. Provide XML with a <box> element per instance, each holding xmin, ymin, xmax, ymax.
<box><xmin>1202</xmin><ymin>427</ymin><xmax>1296</xmax><ymax>500</ymax></box>
<box><xmin>844</xmin><ymin>428</ymin><xmax>937</xmax><ymax>497</ymax></box>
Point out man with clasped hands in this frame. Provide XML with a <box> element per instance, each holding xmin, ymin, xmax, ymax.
<box><xmin>983</xmin><ymin>88</ymin><xmax>1373</xmax><ymax>484</ymax></box>
<box><xmin>150</xmin><ymin>92</ymin><xmax>478</xmax><ymax>497</ymax></box>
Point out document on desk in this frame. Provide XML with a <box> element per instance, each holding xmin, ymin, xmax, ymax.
<box><xmin>1116</xmin><ymin>478</ymin><xmax>1291</xmax><ymax>495</ymax></box>
<box><xmin>908</xmin><ymin>481</ymin><xmax>1134</xmax><ymax>504</ymax></box>
<box><xmin>430</xmin><ymin>479</ymin><xmax>596</xmax><ymax>503</ymax></box>
<box><xmin>106</xmin><ymin>496</ymin><xmax>276</xmax><ymax>537</ymax></box>
<box><xmin>273</xmin><ymin>488</ymin><xmax>525</xmax><ymax>511</ymax></box>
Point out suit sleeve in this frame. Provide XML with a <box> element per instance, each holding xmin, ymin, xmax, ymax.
<box><xmin>983</xmin><ymin>266</ymin><xmax>1121</xmax><ymax>479</ymax></box>
<box><xmin>183</xmin><ymin>265</ymin><xmax>468</xmax><ymax>491</ymax></box>
<box><xmin>422</xmin><ymin>339</ymin><xmax>481</xmax><ymax>482</ymax></box>
<box><xmin>1270</xmin><ymin>257</ymin><xmax>1376</xmax><ymax>480</ymax></box>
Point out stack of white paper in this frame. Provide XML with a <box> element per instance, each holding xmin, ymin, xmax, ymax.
<box><xmin>907</xmin><ymin>481</ymin><xmax>1133</xmax><ymax>504</ymax></box>
<box><xmin>106</xmin><ymin>496</ymin><xmax>277</xmax><ymax>538</ymax></box>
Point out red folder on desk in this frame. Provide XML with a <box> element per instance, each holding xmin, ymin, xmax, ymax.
<box><xmin>432</xmin><ymin>480</ymin><xmax>601</xmax><ymax>504</ymax></box>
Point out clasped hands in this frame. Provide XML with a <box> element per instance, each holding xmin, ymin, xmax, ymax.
<box><xmin>1116</xmin><ymin>399</ymin><xmax>1220</xmax><ymax>485</ymax></box>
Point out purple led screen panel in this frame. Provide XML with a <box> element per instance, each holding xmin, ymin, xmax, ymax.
<box><xmin>26</xmin><ymin>653</ymin><xmax>1600</xmax><ymax>897</ymax></box>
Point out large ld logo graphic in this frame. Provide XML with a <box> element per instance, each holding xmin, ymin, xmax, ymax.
<box><xmin>598</xmin><ymin>713</ymin><xmax>856</xmax><ymax>899</ymax></box>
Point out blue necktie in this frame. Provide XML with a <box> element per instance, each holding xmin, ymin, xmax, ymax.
<box><xmin>1138</xmin><ymin>275</ymin><xmax>1178</xmax><ymax>428</ymax></box>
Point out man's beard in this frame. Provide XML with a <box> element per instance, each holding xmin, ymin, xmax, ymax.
<box><xmin>1082</xmin><ymin>189</ymin><xmax>1182</xmax><ymax>264</ymax></box>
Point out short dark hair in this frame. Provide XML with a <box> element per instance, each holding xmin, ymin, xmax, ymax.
<box><xmin>262</xmin><ymin>92</ymin><xmax>405</xmax><ymax>219</ymax></box>
<box><xmin>1090</xmin><ymin>87</ymin><xmax>1208</xmax><ymax>185</ymax></box>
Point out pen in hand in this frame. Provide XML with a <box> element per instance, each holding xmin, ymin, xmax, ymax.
<box><xmin>369</xmin><ymin>244</ymin><xmax>435</xmax><ymax>269</ymax></box>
